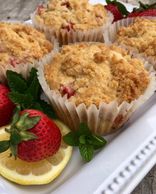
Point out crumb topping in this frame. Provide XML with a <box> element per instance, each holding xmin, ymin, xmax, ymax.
<box><xmin>116</xmin><ymin>18</ymin><xmax>156</xmax><ymax>60</ymax></box>
<box><xmin>35</xmin><ymin>0</ymin><xmax>108</xmax><ymax>32</ymax></box>
<box><xmin>0</xmin><ymin>22</ymin><xmax>53</xmax><ymax>67</ymax></box>
<box><xmin>44</xmin><ymin>43</ymin><xmax>149</xmax><ymax>107</ymax></box>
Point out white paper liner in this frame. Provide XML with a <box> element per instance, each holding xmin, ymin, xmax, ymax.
<box><xmin>38</xmin><ymin>55</ymin><xmax>156</xmax><ymax>135</ymax></box>
<box><xmin>0</xmin><ymin>21</ymin><xmax>59</xmax><ymax>83</ymax></box>
<box><xmin>31</xmin><ymin>11</ymin><xmax>113</xmax><ymax>45</ymax></box>
<box><xmin>103</xmin><ymin>16</ymin><xmax>156</xmax><ymax>69</ymax></box>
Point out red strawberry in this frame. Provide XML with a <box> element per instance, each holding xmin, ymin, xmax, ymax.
<box><xmin>0</xmin><ymin>108</ymin><xmax>61</xmax><ymax>162</ymax></box>
<box><xmin>128</xmin><ymin>9</ymin><xmax>156</xmax><ymax>18</ymax></box>
<box><xmin>105</xmin><ymin>0</ymin><xmax>129</xmax><ymax>22</ymax></box>
<box><xmin>128</xmin><ymin>2</ymin><xmax>156</xmax><ymax>18</ymax></box>
<box><xmin>105</xmin><ymin>4</ymin><xmax>123</xmax><ymax>22</ymax></box>
<box><xmin>0</xmin><ymin>84</ymin><xmax>15</xmax><ymax>127</ymax></box>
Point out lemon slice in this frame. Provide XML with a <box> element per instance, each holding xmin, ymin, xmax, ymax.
<box><xmin>0</xmin><ymin>120</ymin><xmax>72</xmax><ymax>185</ymax></box>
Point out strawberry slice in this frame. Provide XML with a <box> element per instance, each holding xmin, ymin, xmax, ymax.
<box><xmin>128</xmin><ymin>2</ymin><xmax>156</xmax><ymax>17</ymax></box>
<box><xmin>105</xmin><ymin>0</ymin><xmax>129</xmax><ymax>22</ymax></box>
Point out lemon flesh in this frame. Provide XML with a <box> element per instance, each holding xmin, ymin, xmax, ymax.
<box><xmin>0</xmin><ymin>120</ymin><xmax>72</xmax><ymax>185</ymax></box>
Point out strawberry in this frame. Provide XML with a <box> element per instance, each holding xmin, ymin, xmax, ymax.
<box><xmin>0</xmin><ymin>107</ymin><xmax>61</xmax><ymax>162</ymax></box>
<box><xmin>0</xmin><ymin>84</ymin><xmax>15</xmax><ymax>127</ymax></box>
<box><xmin>105</xmin><ymin>4</ymin><xmax>123</xmax><ymax>22</ymax></box>
<box><xmin>128</xmin><ymin>2</ymin><xmax>156</xmax><ymax>18</ymax></box>
<box><xmin>105</xmin><ymin>0</ymin><xmax>129</xmax><ymax>22</ymax></box>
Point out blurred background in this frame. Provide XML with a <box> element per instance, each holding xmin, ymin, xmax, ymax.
<box><xmin>0</xmin><ymin>0</ymin><xmax>155</xmax><ymax>21</ymax></box>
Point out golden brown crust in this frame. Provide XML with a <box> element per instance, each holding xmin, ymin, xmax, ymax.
<box><xmin>116</xmin><ymin>18</ymin><xmax>156</xmax><ymax>60</ymax></box>
<box><xmin>44</xmin><ymin>43</ymin><xmax>149</xmax><ymax>107</ymax></box>
<box><xmin>0</xmin><ymin>22</ymin><xmax>53</xmax><ymax>67</ymax></box>
<box><xmin>35</xmin><ymin>0</ymin><xmax>108</xmax><ymax>32</ymax></box>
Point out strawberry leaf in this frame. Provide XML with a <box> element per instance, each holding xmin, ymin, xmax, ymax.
<box><xmin>76</xmin><ymin>123</ymin><xmax>92</xmax><ymax>136</ymax></box>
<box><xmin>90</xmin><ymin>135</ymin><xmax>107</xmax><ymax>149</ymax></box>
<box><xmin>34</xmin><ymin>100</ymin><xmax>57</xmax><ymax>119</ymax></box>
<box><xmin>9</xmin><ymin>92</ymin><xmax>34</xmax><ymax>109</ymax></box>
<box><xmin>6</xmin><ymin>70</ymin><xmax>28</xmax><ymax>93</ymax></box>
<box><xmin>11</xmin><ymin>105</ymin><xmax>21</xmax><ymax>125</ymax></box>
<box><xmin>10</xmin><ymin>143</ymin><xmax>17</xmax><ymax>158</ymax></box>
<box><xmin>10</xmin><ymin>129</ymin><xmax>22</xmax><ymax>145</ymax></box>
<box><xmin>63</xmin><ymin>123</ymin><xmax>107</xmax><ymax>162</ymax></box>
<box><xmin>26</xmin><ymin>77</ymin><xmax>41</xmax><ymax>100</ymax></box>
<box><xmin>63</xmin><ymin>132</ymin><xmax>79</xmax><ymax>146</ymax></box>
<box><xmin>26</xmin><ymin>68</ymin><xmax>41</xmax><ymax>100</ymax></box>
<box><xmin>16</xmin><ymin>113</ymin><xmax>40</xmax><ymax>131</ymax></box>
<box><xmin>0</xmin><ymin>141</ymin><xmax>10</xmax><ymax>153</ymax></box>
<box><xmin>20</xmin><ymin>131</ymin><xmax>37</xmax><ymax>141</ymax></box>
<box><xmin>27</xmin><ymin>68</ymin><xmax>38</xmax><ymax>86</ymax></box>
<box><xmin>79</xmin><ymin>144</ymin><xmax>94</xmax><ymax>162</ymax></box>
<box><xmin>116</xmin><ymin>2</ymin><xmax>129</xmax><ymax>16</ymax></box>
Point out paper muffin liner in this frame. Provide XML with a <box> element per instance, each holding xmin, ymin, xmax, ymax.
<box><xmin>38</xmin><ymin>57</ymin><xmax>156</xmax><ymax>135</ymax></box>
<box><xmin>103</xmin><ymin>16</ymin><xmax>156</xmax><ymax>69</ymax></box>
<box><xmin>31</xmin><ymin>11</ymin><xmax>113</xmax><ymax>46</ymax></box>
<box><xmin>0</xmin><ymin>21</ymin><xmax>59</xmax><ymax>83</ymax></box>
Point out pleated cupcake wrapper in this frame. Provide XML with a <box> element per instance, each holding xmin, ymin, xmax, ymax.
<box><xmin>0</xmin><ymin>21</ymin><xmax>59</xmax><ymax>83</ymax></box>
<box><xmin>103</xmin><ymin>16</ymin><xmax>156</xmax><ymax>69</ymax></box>
<box><xmin>38</xmin><ymin>60</ymin><xmax>156</xmax><ymax>135</ymax></box>
<box><xmin>31</xmin><ymin>11</ymin><xmax>113</xmax><ymax>46</ymax></box>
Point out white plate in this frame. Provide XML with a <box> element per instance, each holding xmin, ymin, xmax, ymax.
<box><xmin>1</xmin><ymin>1</ymin><xmax>156</xmax><ymax>194</ymax></box>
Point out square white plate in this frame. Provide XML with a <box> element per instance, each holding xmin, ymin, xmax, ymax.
<box><xmin>1</xmin><ymin>1</ymin><xmax>156</xmax><ymax>194</ymax></box>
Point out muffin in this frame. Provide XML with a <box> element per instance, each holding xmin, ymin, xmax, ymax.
<box><xmin>104</xmin><ymin>17</ymin><xmax>156</xmax><ymax>68</ymax></box>
<box><xmin>0</xmin><ymin>22</ymin><xmax>57</xmax><ymax>82</ymax></box>
<box><xmin>32</xmin><ymin>0</ymin><xmax>113</xmax><ymax>45</ymax></box>
<box><xmin>38</xmin><ymin>43</ymin><xmax>156</xmax><ymax>135</ymax></box>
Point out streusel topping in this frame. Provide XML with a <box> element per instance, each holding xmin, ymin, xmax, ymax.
<box><xmin>35</xmin><ymin>0</ymin><xmax>108</xmax><ymax>32</ymax></box>
<box><xmin>44</xmin><ymin>43</ymin><xmax>149</xmax><ymax>107</ymax></box>
<box><xmin>116</xmin><ymin>18</ymin><xmax>156</xmax><ymax>60</ymax></box>
<box><xmin>0</xmin><ymin>22</ymin><xmax>53</xmax><ymax>67</ymax></box>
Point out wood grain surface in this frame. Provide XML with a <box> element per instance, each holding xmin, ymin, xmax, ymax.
<box><xmin>0</xmin><ymin>0</ymin><xmax>155</xmax><ymax>193</ymax></box>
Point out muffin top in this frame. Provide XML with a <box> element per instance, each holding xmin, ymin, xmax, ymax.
<box><xmin>116</xmin><ymin>18</ymin><xmax>156</xmax><ymax>60</ymax></box>
<box><xmin>44</xmin><ymin>43</ymin><xmax>149</xmax><ymax>107</ymax></box>
<box><xmin>35</xmin><ymin>0</ymin><xmax>109</xmax><ymax>32</ymax></box>
<box><xmin>0</xmin><ymin>22</ymin><xmax>53</xmax><ymax>67</ymax></box>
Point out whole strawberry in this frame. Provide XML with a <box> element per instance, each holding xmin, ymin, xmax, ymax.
<box><xmin>105</xmin><ymin>0</ymin><xmax>129</xmax><ymax>22</ymax></box>
<box><xmin>128</xmin><ymin>2</ymin><xmax>156</xmax><ymax>18</ymax></box>
<box><xmin>0</xmin><ymin>84</ymin><xmax>15</xmax><ymax>127</ymax></box>
<box><xmin>0</xmin><ymin>107</ymin><xmax>61</xmax><ymax>162</ymax></box>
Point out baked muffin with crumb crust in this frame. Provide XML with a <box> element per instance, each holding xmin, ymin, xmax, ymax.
<box><xmin>32</xmin><ymin>0</ymin><xmax>113</xmax><ymax>45</ymax></box>
<box><xmin>39</xmin><ymin>42</ymin><xmax>155</xmax><ymax>135</ymax></box>
<box><xmin>116</xmin><ymin>18</ymin><xmax>156</xmax><ymax>66</ymax></box>
<box><xmin>44</xmin><ymin>43</ymin><xmax>149</xmax><ymax>106</ymax></box>
<box><xmin>0</xmin><ymin>22</ymin><xmax>55</xmax><ymax>82</ymax></box>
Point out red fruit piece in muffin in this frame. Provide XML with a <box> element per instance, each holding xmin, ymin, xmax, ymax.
<box><xmin>61</xmin><ymin>1</ymin><xmax>71</xmax><ymax>9</ymax></box>
<box><xmin>0</xmin><ymin>84</ymin><xmax>15</xmax><ymax>127</ymax></box>
<box><xmin>60</xmin><ymin>85</ymin><xmax>75</xmax><ymax>99</ymax></box>
<box><xmin>62</xmin><ymin>22</ymin><xmax>75</xmax><ymax>32</ymax></box>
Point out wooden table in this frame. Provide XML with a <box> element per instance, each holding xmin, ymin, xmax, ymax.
<box><xmin>0</xmin><ymin>0</ymin><xmax>155</xmax><ymax>193</ymax></box>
